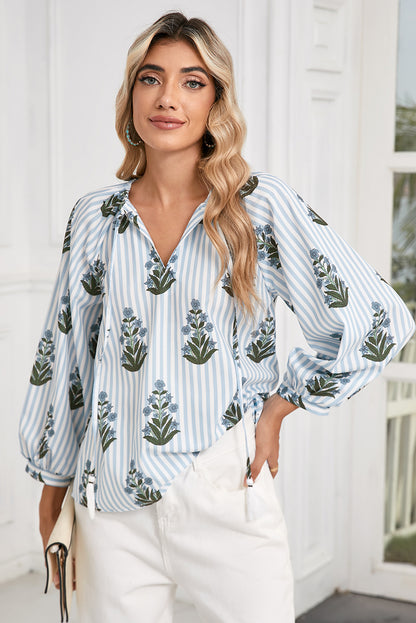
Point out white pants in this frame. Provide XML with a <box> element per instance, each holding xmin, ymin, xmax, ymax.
<box><xmin>75</xmin><ymin>411</ymin><xmax>295</xmax><ymax>623</ymax></box>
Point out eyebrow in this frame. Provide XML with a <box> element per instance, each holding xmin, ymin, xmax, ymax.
<box><xmin>137</xmin><ymin>63</ymin><xmax>210</xmax><ymax>80</ymax></box>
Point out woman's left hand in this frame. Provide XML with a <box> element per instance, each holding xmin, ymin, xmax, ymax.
<box><xmin>244</xmin><ymin>394</ymin><xmax>297</xmax><ymax>484</ymax></box>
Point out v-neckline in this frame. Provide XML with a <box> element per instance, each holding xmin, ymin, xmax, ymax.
<box><xmin>124</xmin><ymin>180</ymin><xmax>211</xmax><ymax>269</ymax></box>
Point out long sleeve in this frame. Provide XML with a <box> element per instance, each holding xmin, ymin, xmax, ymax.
<box><xmin>252</xmin><ymin>173</ymin><xmax>415</xmax><ymax>415</ymax></box>
<box><xmin>19</xmin><ymin>200</ymin><xmax>103</xmax><ymax>485</ymax></box>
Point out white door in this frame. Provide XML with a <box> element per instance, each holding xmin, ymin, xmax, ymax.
<box><xmin>350</xmin><ymin>0</ymin><xmax>416</xmax><ymax>601</ymax></box>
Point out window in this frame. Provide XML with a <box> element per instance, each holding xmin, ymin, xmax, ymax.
<box><xmin>384</xmin><ymin>0</ymin><xmax>416</xmax><ymax>565</ymax></box>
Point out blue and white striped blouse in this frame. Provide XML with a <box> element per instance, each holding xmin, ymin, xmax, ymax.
<box><xmin>19</xmin><ymin>172</ymin><xmax>415</xmax><ymax>512</ymax></box>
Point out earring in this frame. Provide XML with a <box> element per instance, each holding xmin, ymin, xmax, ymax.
<box><xmin>126</xmin><ymin>120</ymin><xmax>143</xmax><ymax>146</ymax></box>
<box><xmin>203</xmin><ymin>131</ymin><xmax>215</xmax><ymax>149</ymax></box>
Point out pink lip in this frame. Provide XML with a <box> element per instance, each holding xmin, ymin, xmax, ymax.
<box><xmin>149</xmin><ymin>116</ymin><xmax>185</xmax><ymax>130</ymax></box>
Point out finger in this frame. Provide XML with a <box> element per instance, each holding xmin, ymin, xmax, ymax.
<box><xmin>243</xmin><ymin>454</ymin><xmax>266</xmax><ymax>485</ymax></box>
<box><xmin>267</xmin><ymin>460</ymin><xmax>279</xmax><ymax>478</ymax></box>
<box><xmin>53</xmin><ymin>571</ymin><xmax>60</xmax><ymax>590</ymax></box>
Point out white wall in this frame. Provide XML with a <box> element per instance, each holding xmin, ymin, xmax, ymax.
<box><xmin>1</xmin><ymin>0</ymin><xmax>365</xmax><ymax>616</ymax></box>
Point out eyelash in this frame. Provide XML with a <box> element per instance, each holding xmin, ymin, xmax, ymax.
<box><xmin>138</xmin><ymin>76</ymin><xmax>206</xmax><ymax>89</ymax></box>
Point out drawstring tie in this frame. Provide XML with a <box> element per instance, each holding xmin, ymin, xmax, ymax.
<box><xmin>234</xmin><ymin>314</ymin><xmax>268</xmax><ymax>522</ymax></box>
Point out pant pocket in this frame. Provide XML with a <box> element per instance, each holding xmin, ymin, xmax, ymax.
<box><xmin>193</xmin><ymin>412</ymin><xmax>255</xmax><ymax>493</ymax></box>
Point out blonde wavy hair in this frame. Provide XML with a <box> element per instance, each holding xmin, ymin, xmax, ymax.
<box><xmin>115</xmin><ymin>11</ymin><xmax>258</xmax><ymax>314</ymax></box>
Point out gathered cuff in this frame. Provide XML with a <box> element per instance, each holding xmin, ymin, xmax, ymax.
<box><xmin>25</xmin><ymin>461</ymin><xmax>74</xmax><ymax>487</ymax></box>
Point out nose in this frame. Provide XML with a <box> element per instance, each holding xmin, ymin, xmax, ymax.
<box><xmin>156</xmin><ymin>80</ymin><xmax>178</xmax><ymax>109</ymax></box>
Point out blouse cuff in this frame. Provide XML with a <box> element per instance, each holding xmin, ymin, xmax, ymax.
<box><xmin>25</xmin><ymin>460</ymin><xmax>74</xmax><ymax>487</ymax></box>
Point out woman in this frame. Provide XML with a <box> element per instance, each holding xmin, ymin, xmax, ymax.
<box><xmin>19</xmin><ymin>11</ymin><xmax>415</xmax><ymax>623</ymax></box>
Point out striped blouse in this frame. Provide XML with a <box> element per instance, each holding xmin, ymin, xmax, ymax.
<box><xmin>19</xmin><ymin>172</ymin><xmax>415</xmax><ymax>512</ymax></box>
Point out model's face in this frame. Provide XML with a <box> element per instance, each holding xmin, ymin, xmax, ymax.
<box><xmin>131</xmin><ymin>39</ymin><xmax>217</xmax><ymax>154</ymax></box>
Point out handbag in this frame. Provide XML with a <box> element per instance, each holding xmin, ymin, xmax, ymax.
<box><xmin>44</xmin><ymin>482</ymin><xmax>75</xmax><ymax>622</ymax></box>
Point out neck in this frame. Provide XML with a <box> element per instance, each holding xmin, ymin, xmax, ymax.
<box><xmin>137</xmin><ymin>144</ymin><xmax>209</xmax><ymax>209</ymax></box>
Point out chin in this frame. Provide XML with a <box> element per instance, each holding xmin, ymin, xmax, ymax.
<box><xmin>145</xmin><ymin>139</ymin><xmax>202</xmax><ymax>154</ymax></box>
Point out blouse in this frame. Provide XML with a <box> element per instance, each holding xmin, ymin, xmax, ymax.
<box><xmin>19</xmin><ymin>172</ymin><xmax>415</xmax><ymax>512</ymax></box>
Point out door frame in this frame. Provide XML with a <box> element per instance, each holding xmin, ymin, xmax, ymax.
<box><xmin>349</xmin><ymin>0</ymin><xmax>416</xmax><ymax>600</ymax></box>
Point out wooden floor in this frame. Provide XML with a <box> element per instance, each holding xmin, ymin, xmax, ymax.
<box><xmin>1</xmin><ymin>571</ymin><xmax>416</xmax><ymax>622</ymax></box>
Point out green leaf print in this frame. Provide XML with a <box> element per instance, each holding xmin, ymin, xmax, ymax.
<box><xmin>38</xmin><ymin>404</ymin><xmax>55</xmax><ymax>460</ymax></box>
<box><xmin>89</xmin><ymin>315</ymin><xmax>102</xmax><ymax>359</ymax></box>
<box><xmin>101</xmin><ymin>192</ymin><xmax>127</xmax><ymax>218</ymax></box>
<box><xmin>232</xmin><ymin>316</ymin><xmax>239</xmax><ymax>361</ymax></box>
<box><xmin>246</xmin><ymin>317</ymin><xmax>275</xmax><ymax>363</ymax></box>
<box><xmin>142</xmin><ymin>380</ymin><xmax>180</xmax><ymax>446</ymax></box>
<box><xmin>255</xmin><ymin>225</ymin><xmax>281</xmax><ymax>269</ymax></box>
<box><xmin>240</xmin><ymin>175</ymin><xmax>259</xmax><ymax>198</ymax></box>
<box><xmin>125</xmin><ymin>460</ymin><xmax>162</xmax><ymax>507</ymax></box>
<box><xmin>277</xmin><ymin>385</ymin><xmax>306</xmax><ymax>410</ymax></box>
<box><xmin>222</xmin><ymin>398</ymin><xmax>242</xmax><ymax>430</ymax></box>
<box><xmin>30</xmin><ymin>330</ymin><xmax>55</xmax><ymax>386</ymax></box>
<box><xmin>62</xmin><ymin>206</ymin><xmax>76</xmax><ymax>254</ymax></box>
<box><xmin>25</xmin><ymin>465</ymin><xmax>45</xmax><ymax>483</ymax></box>
<box><xmin>57</xmin><ymin>291</ymin><xmax>72</xmax><ymax>334</ymax></box>
<box><xmin>69</xmin><ymin>366</ymin><xmax>84</xmax><ymax>410</ymax></box>
<box><xmin>360</xmin><ymin>302</ymin><xmax>396</xmax><ymax>362</ymax></box>
<box><xmin>120</xmin><ymin>308</ymin><xmax>148</xmax><ymax>372</ymax></box>
<box><xmin>375</xmin><ymin>270</ymin><xmax>389</xmax><ymax>285</ymax></box>
<box><xmin>97</xmin><ymin>392</ymin><xmax>117</xmax><ymax>452</ymax></box>
<box><xmin>101</xmin><ymin>191</ymin><xmax>135</xmax><ymax>234</ymax></box>
<box><xmin>306</xmin><ymin>371</ymin><xmax>351</xmax><ymax>398</ymax></box>
<box><xmin>144</xmin><ymin>249</ymin><xmax>176</xmax><ymax>295</ymax></box>
<box><xmin>308</xmin><ymin>206</ymin><xmax>328</xmax><ymax>226</ymax></box>
<box><xmin>81</xmin><ymin>258</ymin><xmax>106</xmax><ymax>296</ymax></box>
<box><xmin>296</xmin><ymin>193</ymin><xmax>328</xmax><ymax>226</ymax></box>
<box><xmin>181</xmin><ymin>300</ymin><xmax>218</xmax><ymax>365</ymax></box>
<box><xmin>79</xmin><ymin>461</ymin><xmax>96</xmax><ymax>508</ymax></box>
<box><xmin>310</xmin><ymin>249</ymin><xmax>349</xmax><ymax>308</ymax></box>
<box><xmin>221</xmin><ymin>272</ymin><xmax>234</xmax><ymax>297</ymax></box>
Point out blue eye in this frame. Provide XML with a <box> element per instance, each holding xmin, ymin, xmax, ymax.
<box><xmin>138</xmin><ymin>76</ymin><xmax>158</xmax><ymax>85</ymax></box>
<box><xmin>186</xmin><ymin>80</ymin><xmax>205</xmax><ymax>89</ymax></box>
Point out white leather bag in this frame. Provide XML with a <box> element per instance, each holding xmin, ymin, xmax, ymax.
<box><xmin>44</xmin><ymin>483</ymin><xmax>75</xmax><ymax>622</ymax></box>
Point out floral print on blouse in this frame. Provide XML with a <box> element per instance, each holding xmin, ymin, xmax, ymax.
<box><xmin>19</xmin><ymin>172</ymin><xmax>415</xmax><ymax>512</ymax></box>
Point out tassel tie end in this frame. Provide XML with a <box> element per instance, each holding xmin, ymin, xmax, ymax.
<box><xmin>86</xmin><ymin>476</ymin><xmax>96</xmax><ymax>520</ymax></box>
<box><xmin>245</xmin><ymin>477</ymin><xmax>268</xmax><ymax>521</ymax></box>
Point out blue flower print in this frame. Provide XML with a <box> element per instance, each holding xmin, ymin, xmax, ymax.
<box><xmin>142</xmin><ymin>381</ymin><xmax>180</xmax><ymax>445</ymax></box>
<box><xmin>100</xmin><ymin>190</ymin><xmax>133</xmax><ymax>233</ymax></box>
<box><xmin>96</xmin><ymin>391</ymin><xmax>117</xmax><ymax>452</ymax></box>
<box><xmin>38</xmin><ymin>404</ymin><xmax>55</xmax><ymax>461</ymax></box>
<box><xmin>255</xmin><ymin>225</ymin><xmax>281</xmax><ymax>268</ymax></box>
<box><xmin>310</xmin><ymin>249</ymin><xmax>349</xmax><ymax>308</ymax></box>
<box><xmin>221</xmin><ymin>272</ymin><xmax>234</xmax><ymax>297</ymax></box>
<box><xmin>69</xmin><ymin>366</ymin><xmax>84</xmax><ymax>410</ymax></box>
<box><xmin>125</xmin><ymin>460</ymin><xmax>162</xmax><ymax>507</ymax></box>
<box><xmin>120</xmin><ymin>307</ymin><xmax>148</xmax><ymax>372</ymax></box>
<box><xmin>81</xmin><ymin>257</ymin><xmax>106</xmax><ymax>296</ymax></box>
<box><xmin>30</xmin><ymin>330</ymin><xmax>55</xmax><ymax>386</ymax></box>
<box><xmin>58</xmin><ymin>290</ymin><xmax>72</xmax><ymax>334</ymax></box>
<box><xmin>144</xmin><ymin>248</ymin><xmax>176</xmax><ymax>295</ymax></box>
<box><xmin>25</xmin><ymin>465</ymin><xmax>45</xmax><ymax>483</ymax></box>
<box><xmin>181</xmin><ymin>302</ymin><xmax>218</xmax><ymax>364</ymax></box>
<box><xmin>222</xmin><ymin>391</ymin><xmax>242</xmax><ymax>430</ymax></box>
<box><xmin>360</xmin><ymin>303</ymin><xmax>396</xmax><ymax>362</ymax></box>
<box><xmin>277</xmin><ymin>385</ymin><xmax>306</xmax><ymax>410</ymax></box>
<box><xmin>245</xmin><ymin>317</ymin><xmax>275</xmax><ymax>363</ymax></box>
